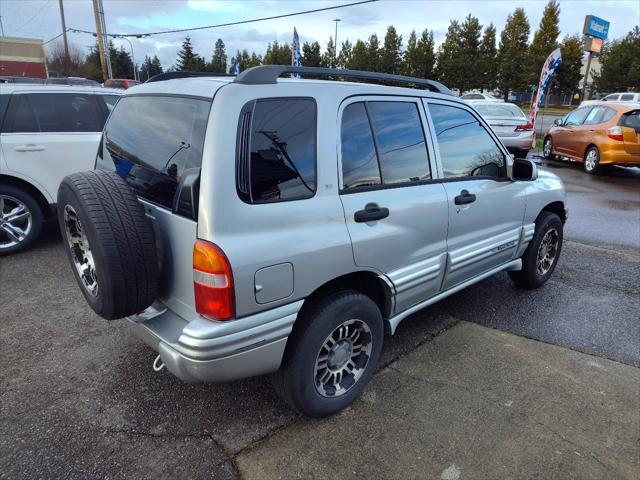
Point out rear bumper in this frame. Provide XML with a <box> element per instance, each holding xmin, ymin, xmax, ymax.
<box><xmin>127</xmin><ymin>300</ymin><xmax>303</xmax><ymax>382</ymax></box>
<box><xmin>501</xmin><ymin>134</ymin><xmax>534</xmax><ymax>151</ymax></box>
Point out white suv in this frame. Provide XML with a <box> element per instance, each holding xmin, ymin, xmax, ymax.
<box><xmin>0</xmin><ymin>85</ymin><xmax>121</xmax><ymax>254</ymax></box>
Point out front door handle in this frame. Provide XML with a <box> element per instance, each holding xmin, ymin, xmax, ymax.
<box><xmin>354</xmin><ymin>203</ymin><xmax>389</xmax><ymax>223</ymax></box>
<box><xmin>14</xmin><ymin>144</ymin><xmax>45</xmax><ymax>152</ymax></box>
<box><xmin>454</xmin><ymin>190</ymin><xmax>476</xmax><ymax>205</ymax></box>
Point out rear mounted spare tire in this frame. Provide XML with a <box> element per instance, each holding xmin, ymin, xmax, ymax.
<box><xmin>57</xmin><ymin>170</ymin><xmax>159</xmax><ymax>320</ymax></box>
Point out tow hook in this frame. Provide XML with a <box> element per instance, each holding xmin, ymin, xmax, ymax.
<box><xmin>152</xmin><ymin>354</ymin><xmax>165</xmax><ymax>372</ymax></box>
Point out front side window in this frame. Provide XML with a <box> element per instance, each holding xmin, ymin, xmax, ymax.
<box><xmin>564</xmin><ymin>107</ymin><xmax>591</xmax><ymax>126</ymax></box>
<box><xmin>603</xmin><ymin>94</ymin><xmax>619</xmax><ymax>101</ymax></box>
<box><xmin>340</xmin><ymin>100</ymin><xmax>430</xmax><ymax>189</ymax></box>
<box><xmin>238</xmin><ymin>98</ymin><xmax>316</xmax><ymax>203</ymax></box>
<box><xmin>104</xmin><ymin>95</ymin><xmax>211</xmax><ymax>211</ymax></box>
<box><xmin>429</xmin><ymin>103</ymin><xmax>505</xmax><ymax>179</ymax></box>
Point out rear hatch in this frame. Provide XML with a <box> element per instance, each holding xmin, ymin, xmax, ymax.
<box><xmin>473</xmin><ymin>103</ymin><xmax>529</xmax><ymax>138</ymax></box>
<box><xmin>620</xmin><ymin>109</ymin><xmax>640</xmax><ymax>155</ymax></box>
<box><xmin>97</xmin><ymin>94</ymin><xmax>212</xmax><ymax>318</ymax></box>
<box><xmin>486</xmin><ymin>117</ymin><xmax>528</xmax><ymax>137</ymax></box>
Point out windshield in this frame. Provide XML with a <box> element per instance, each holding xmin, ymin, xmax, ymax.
<box><xmin>475</xmin><ymin>104</ymin><xmax>525</xmax><ymax>118</ymax></box>
<box><xmin>104</xmin><ymin>95</ymin><xmax>211</xmax><ymax>210</ymax></box>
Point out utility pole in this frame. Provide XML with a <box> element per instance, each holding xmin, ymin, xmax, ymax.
<box><xmin>333</xmin><ymin>18</ymin><xmax>340</xmax><ymax>67</ymax></box>
<box><xmin>92</xmin><ymin>0</ymin><xmax>109</xmax><ymax>82</ymax></box>
<box><xmin>581</xmin><ymin>51</ymin><xmax>593</xmax><ymax>102</ymax></box>
<box><xmin>98</xmin><ymin>0</ymin><xmax>113</xmax><ymax>79</ymax></box>
<box><xmin>58</xmin><ymin>0</ymin><xmax>70</xmax><ymax>76</ymax></box>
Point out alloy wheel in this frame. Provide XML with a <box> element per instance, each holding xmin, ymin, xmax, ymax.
<box><xmin>314</xmin><ymin>319</ymin><xmax>373</xmax><ymax>397</ymax></box>
<box><xmin>536</xmin><ymin>228</ymin><xmax>559</xmax><ymax>276</ymax></box>
<box><xmin>543</xmin><ymin>138</ymin><xmax>552</xmax><ymax>158</ymax></box>
<box><xmin>63</xmin><ymin>205</ymin><xmax>99</xmax><ymax>296</ymax></box>
<box><xmin>585</xmin><ymin>149</ymin><xmax>598</xmax><ymax>172</ymax></box>
<box><xmin>0</xmin><ymin>195</ymin><xmax>33</xmax><ymax>250</ymax></box>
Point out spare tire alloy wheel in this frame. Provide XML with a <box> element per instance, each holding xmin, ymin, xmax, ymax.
<box><xmin>0</xmin><ymin>195</ymin><xmax>32</xmax><ymax>251</ymax></box>
<box><xmin>63</xmin><ymin>204</ymin><xmax>98</xmax><ymax>297</ymax></box>
<box><xmin>314</xmin><ymin>319</ymin><xmax>373</xmax><ymax>397</ymax></box>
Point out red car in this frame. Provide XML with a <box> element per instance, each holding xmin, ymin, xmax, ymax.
<box><xmin>104</xmin><ymin>78</ymin><xmax>141</xmax><ymax>89</ymax></box>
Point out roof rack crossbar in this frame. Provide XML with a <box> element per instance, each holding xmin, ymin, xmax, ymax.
<box><xmin>233</xmin><ymin>65</ymin><xmax>452</xmax><ymax>95</ymax></box>
<box><xmin>146</xmin><ymin>71</ymin><xmax>235</xmax><ymax>83</ymax></box>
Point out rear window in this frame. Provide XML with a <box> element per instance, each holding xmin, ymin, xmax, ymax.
<box><xmin>474</xmin><ymin>104</ymin><xmax>525</xmax><ymax>118</ymax></box>
<box><xmin>104</xmin><ymin>95</ymin><xmax>211</xmax><ymax>211</ymax></box>
<box><xmin>622</xmin><ymin>110</ymin><xmax>640</xmax><ymax>132</ymax></box>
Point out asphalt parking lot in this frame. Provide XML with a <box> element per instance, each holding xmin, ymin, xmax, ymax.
<box><xmin>1</xmin><ymin>159</ymin><xmax>639</xmax><ymax>479</ymax></box>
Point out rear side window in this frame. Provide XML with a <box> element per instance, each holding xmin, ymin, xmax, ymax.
<box><xmin>104</xmin><ymin>95</ymin><xmax>211</xmax><ymax>211</ymax></box>
<box><xmin>340</xmin><ymin>101</ymin><xmax>430</xmax><ymax>190</ymax></box>
<box><xmin>429</xmin><ymin>103</ymin><xmax>505</xmax><ymax>179</ymax></box>
<box><xmin>620</xmin><ymin>94</ymin><xmax>635</xmax><ymax>101</ymax></box>
<box><xmin>584</xmin><ymin>106</ymin><xmax>616</xmax><ymax>125</ymax></box>
<box><xmin>237</xmin><ymin>98</ymin><xmax>316</xmax><ymax>203</ymax></box>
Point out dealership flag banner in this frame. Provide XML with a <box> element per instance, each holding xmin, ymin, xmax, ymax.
<box><xmin>529</xmin><ymin>48</ymin><xmax>563</xmax><ymax>139</ymax></box>
<box><xmin>291</xmin><ymin>27</ymin><xmax>302</xmax><ymax>78</ymax></box>
<box><xmin>231</xmin><ymin>58</ymin><xmax>241</xmax><ymax>75</ymax></box>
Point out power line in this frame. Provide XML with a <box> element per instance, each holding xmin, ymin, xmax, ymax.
<box><xmin>67</xmin><ymin>0</ymin><xmax>378</xmax><ymax>38</ymax></box>
<box><xmin>15</xmin><ymin>0</ymin><xmax>52</xmax><ymax>33</ymax></box>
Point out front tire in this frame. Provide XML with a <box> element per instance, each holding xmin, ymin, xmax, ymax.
<box><xmin>272</xmin><ymin>290</ymin><xmax>384</xmax><ymax>417</ymax></box>
<box><xmin>584</xmin><ymin>146</ymin><xmax>601</xmax><ymax>174</ymax></box>
<box><xmin>509</xmin><ymin>211</ymin><xmax>563</xmax><ymax>289</ymax></box>
<box><xmin>0</xmin><ymin>185</ymin><xmax>43</xmax><ymax>256</ymax></box>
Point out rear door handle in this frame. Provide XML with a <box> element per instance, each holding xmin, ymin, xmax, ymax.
<box><xmin>14</xmin><ymin>144</ymin><xmax>45</xmax><ymax>152</ymax></box>
<box><xmin>454</xmin><ymin>190</ymin><xmax>476</xmax><ymax>205</ymax></box>
<box><xmin>354</xmin><ymin>203</ymin><xmax>389</xmax><ymax>223</ymax></box>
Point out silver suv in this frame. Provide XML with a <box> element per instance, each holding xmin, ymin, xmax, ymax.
<box><xmin>57</xmin><ymin>66</ymin><xmax>567</xmax><ymax>417</ymax></box>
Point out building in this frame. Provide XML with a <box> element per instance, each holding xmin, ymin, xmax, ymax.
<box><xmin>0</xmin><ymin>37</ymin><xmax>48</xmax><ymax>79</ymax></box>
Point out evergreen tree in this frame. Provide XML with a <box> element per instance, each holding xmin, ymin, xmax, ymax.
<box><xmin>366</xmin><ymin>34</ymin><xmax>381</xmax><ymax>71</ymax></box>
<box><xmin>478</xmin><ymin>23</ymin><xmax>498</xmax><ymax>92</ymax></box>
<box><xmin>302</xmin><ymin>41</ymin><xmax>322</xmax><ymax>67</ymax></box>
<box><xmin>460</xmin><ymin>14</ymin><xmax>483</xmax><ymax>91</ymax></box>
<box><xmin>248</xmin><ymin>52</ymin><xmax>262</xmax><ymax>67</ymax></box>
<box><xmin>347</xmin><ymin>39</ymin><xmax>368</xmax><ymax>71</ymax></box>
<box><xmin>209</xmin><ymin>38</ymin><xmax>227</xmax><ymax>73</ymax></box>
<box><xmin>497</xmin><ymin>8</ymin><xmax>530</xmax><ymax>100</ymax></box>
<box><xmin>337</xmin><ymin>40</ymin><xmax>353</xmax><ymax>69</ymax></box>
<box><xmin>174</xmin><ymin>37</ymin><xmax>206</xmax><ymax>71</ymax></box>
<box><xmin>380</xmin><ymin>25</ymin><xmax>403</xmax><ymax>74</ymax></box>
<box><xmin>230</xmin><ymin>49</ymin><xmax>261</xmax><ymax>72</ymax></box>
<box><xmin>139</xmin><ymin>54</ymin><xmax>163</xmax><ymax>81</ymax></box>
<box><xmin>403</xmin><ymin>29</ymin><xmax>436</xmax><ymax>79</ymax></box>
<box><xmin>529</xmin><ymin>0</ymin><xmax>561</xmax><ymax>85</ymax></box>
<box><xmin>263</xmin><ymin>40</ymin><xmax>292</xmax><ymax>65</ymax></box>
<box><xmin>594</xmin><ymin>26</ymin><xmax>640</xmax><ymax>91</ymax></box>
<box><xmin>435</xmin><ymin>21</ymin><xmax>465</xmax><ymax>93</ymax></box>
<box><xmin>321</xmin><ymin>36</ymin><xmax>337</xmax><ymax>68</ymax></box>
<box><xmin>553</xmin><ymin>35</ymin><xmax>583</xmax><ymax>95</ymax></box>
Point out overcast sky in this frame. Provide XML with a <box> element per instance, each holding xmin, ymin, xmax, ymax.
<box><xmin>2</xmin><ymin>0</ymin><xmax>639</xmax><ymax>70</ymax></box>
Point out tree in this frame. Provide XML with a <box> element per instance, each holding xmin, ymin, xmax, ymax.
<box><xmin>380</xmin><ymin>25</ymin><xmax>403</xmax><ymax>74</ymax></box>
<box><xmin>366</xmin><ymin>34</ymin><xmax>381</xmax><ymax>71</ymax></box>
<box><xmin>594</xmin><ymin>26</ymin><xmax>640</xmax><ymax>91</ymax></box>
<box><xmin>553</xmin><ymin>35</ymin><xmax>583</xmax><ymax>95</ymax></box>
<box><xmin>321</xmin><ymin>36</ymin><xmax>337</xmax><ymax>68</ymax></box>
<box><xmin>85</xmin><ymin>40</ymin><xmax>134</xmax><ymax>80</ymax></box>
<box><xmin>263</xmin><ymin>40</ymin><xmax>291</xmax><ymax>65</ymax></box>
<box><xmin>459</xmin><ymin>14</ymin><xmax>483</xmax><ymax>91</ymax></box>
<box><xmin>347</xmin><ymin>39</ymin><xmax>368</xmax><ymax>71</ymax></box>
<box><xmin>478</xmin><ymin>23</ymin><xmax>498</xmax><ymax>92</ymax></box>
<box><xmin>302</xmin><ymin>41</ymin><xmax>322</xmax><ymax>67</ymax></box>
<box><xmin>139</xmin><ymin>54</ymin><xmax>163</xmax><ymax>81</ymax></box>
<box><xmin>337</xmin><ymin>40</ymin><xmax>352</xmax><ymax>69</ymax></box>
<box><xmin>45</xmin><ymin>41</ymin><xmax>87</xmax><ymax>77</ymax></box>
<box><xmin>174</xmin><ymin>37</ymin><xmax>206</xmax><ymax>71</ymax></box>
<box><xmin>403</xmin><ymin>29</ymin><xmax>436</xmax><ymax>79</ymax></box>
<box><xmin>529</xmin><ymin>0</ymin><xmax>561</xmax><ymax>85</ymax></box>
<box><xmin>435</xmin><ymin>20</ymin><xmax>465</xmax><ymax>93</ymax></box>
<box><xmin>497</xmin><ymin>8</ymin><xmax>530</xmax><ymax>101</ymax></box>
<box><xmin>209</xmin><ymin>38</ymin><xmax>227</xmax><ymax>73</ymax></box>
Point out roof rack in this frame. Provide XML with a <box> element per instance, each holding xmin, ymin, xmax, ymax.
<box><xmin>233</xmin><ymin>65</ymin><xmax>452</xmax><ymax>95</ymax></box>
<box><xmin>146</xmin><ymin>71</ymin><xmax>235</xmax><ymax>83</ymax></box>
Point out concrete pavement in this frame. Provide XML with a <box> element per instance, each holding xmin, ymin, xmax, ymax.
<box><xmin>236</xmin><ymin>322</ymin><xmax>640</xmax><ymax>480</ymax></box>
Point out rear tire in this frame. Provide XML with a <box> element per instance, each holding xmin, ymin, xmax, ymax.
<box><xmin>0</xmin><ymin>185</ymin><xmax>43</xmax><ymax>256</ymax></box>
<box><xmin>509</xmin><ymin>211</ymin><xmax>563</xmax><ymax>289</ymax></box>
<box><xmin>272</xmin><ymin>290</ymin><xmax>384</xmax><ymax>417</ymax></box>
<box><xmin>543</xmin><ymin>136</ymin><xmax>554</xmax><ymax>160</ymax></box>
<box><xmin>514</xmin><ymin>149</ymin><xmax>529</xmax><ymax>159</ymax></box>
<box><xmin>584</xmin><ymin>146</ymin><xmax>601</xmax><ymax>174</ymax></box>
<box><xmin>57</xmin><ymin>170</ymin><xmax>159</xmax><ymax>320</ymax></box>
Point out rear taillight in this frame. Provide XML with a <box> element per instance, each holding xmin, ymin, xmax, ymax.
<box><xmin>193</xmin><ymin>239</ymin><xmax>234</xmax><ymax>320</ymax></box>
<box><xmin>607</xmin><ymin>126</ymin><xmax>623</xmax><ymax>141</ymax></box>
<box><xmin>515</xmin><ymin>122</ymin><xmax>534</xmax><ymax>132</ymax></box>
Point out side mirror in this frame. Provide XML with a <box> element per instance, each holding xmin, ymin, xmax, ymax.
<box><xmin>510</xmin><ymin>158</ymin><xmax>538</xmax><ymax>181</ymax></box>
<box><xmin>553</xmin><ymin>118</ymin><xmax>563</xmax><ymax>126</ymax></box>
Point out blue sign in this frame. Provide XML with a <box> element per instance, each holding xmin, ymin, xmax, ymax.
<box><xmin>583</xmin><ymin>15</ymin><xmax>610</xmax><ymax>40</ymax></box>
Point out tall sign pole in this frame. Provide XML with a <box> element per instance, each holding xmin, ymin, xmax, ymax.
<box><xmin>92</xmin><ymin>0</ymin><xmax>109</xmax><ymax>82</ymax></box>
<box><xmin>581</xmin><ymin>15</ymin><xmax>609</xmax><ymax>101</ymax></box>
<box><xmin>58</xmin><ymin>0</ymin><xmax>70</xmax><ymax>75</ymax></box>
